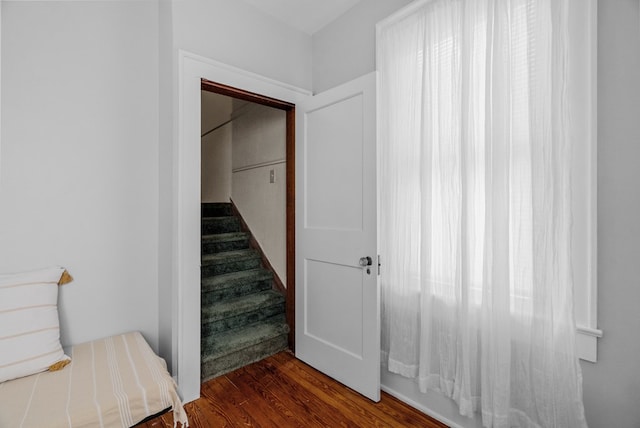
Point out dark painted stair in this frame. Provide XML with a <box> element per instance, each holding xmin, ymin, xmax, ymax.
<box><xmin>201</xmin><ymin>202</ymin><xmax>288</xmax><ymax>382</ymax></box>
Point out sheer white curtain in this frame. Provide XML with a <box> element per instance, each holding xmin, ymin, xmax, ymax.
<box><xmin>379</xmin><ymin>0</ymin><xmax>587</xmax><ymax>426</ymax></box>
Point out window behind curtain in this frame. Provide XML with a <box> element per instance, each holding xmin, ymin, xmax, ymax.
<box><xmin>377</xmin><ymin>0</ymin><xmax>599</xmax><ymax>361</ymax></box>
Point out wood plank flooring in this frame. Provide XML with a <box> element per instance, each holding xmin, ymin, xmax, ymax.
<box><xmin>138</xmin><ymin>351</ymin><xmax>447</xmax><ymax>428</ymax></box>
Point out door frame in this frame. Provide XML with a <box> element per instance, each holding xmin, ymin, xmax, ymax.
<box><xmin>175</xmin><ymin>50</ymin><xmax>311</xmax><ymax>403</ymax></box>
<box><xmin>200</xmin><ymin>78</ymin><xmax>296</xmax><ymax>350</ymax></box>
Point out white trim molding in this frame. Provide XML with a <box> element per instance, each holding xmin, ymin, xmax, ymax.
<box><xmin>570</xmin><ymin>0</ymin><xmax>600</xmax><ymax>363</ymax></box>
<box><xmin>232</xmin><ymin>159</ymin><xmax>286</xmax><ymax>174</ymax></box>
<box><xmin>175</xmin><ymin>50</ymin><xmax>310</xmax><ymax>403</ymax></box>
<box><xmin>576</xmin><ymin>325</ymin><xmax>603</xmax><ymax>363</ymax></box>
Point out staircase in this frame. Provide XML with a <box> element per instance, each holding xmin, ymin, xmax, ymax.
<box><xmin>200</xmin><ymin>202</ymin><xmax>289</xmax><ymax>382</ymax></box>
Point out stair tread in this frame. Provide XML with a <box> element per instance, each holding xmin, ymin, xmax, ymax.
<box><xmin>202</xmin><ymin>290</ymin><xmax>284</xmax><ymax>321</ymax></box>
<box><xmin>201</xmin><ymin>316</ymin><xmax>289</xmax><ymax>362</ymax></box>
<box><xmin>202</xmin><ymin>268</ymin><xmax>272</xmax><ymax>290</ymax></box>
<box><xmin>201</xmin><ymin>269</ymin><xmax>273</xmax><ymax>304</ymax></box>
<box><xmin>201</xmin><ymin>249</ymin><xmax>259</xmax><ymax>264</ymax></box>
<box><xmin>201</xmin><ymin>216</ymin><xmax>240</xmax><ymax>234</ymax></box>
<box><xmin>201</xmin><ymin>232</ymin><xmax>248</xmax><ymax>242</ymax></box>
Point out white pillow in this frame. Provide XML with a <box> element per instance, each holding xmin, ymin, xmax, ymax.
<box><xmin>0</xmin><ymin>266</ymin><xmax>71</xmax><ymax>383</ymax></box>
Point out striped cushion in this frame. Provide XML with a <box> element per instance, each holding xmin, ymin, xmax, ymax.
<box><xmin>0</xmin><ymin>266</ymin><xmax>70</xmax><ymax>383</ymax></box>
<box><xmin>0</xmin><ymin>332</ymin><xmax>189</xmax><ymax>428</ymax></box>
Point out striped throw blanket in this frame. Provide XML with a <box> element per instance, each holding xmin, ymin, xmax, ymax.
<box><xmin>0</xmin><ymin>331</ymin><xmax>188</xmax><ymax>427</ymax></box>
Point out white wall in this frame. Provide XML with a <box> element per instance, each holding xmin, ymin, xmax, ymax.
<box><xmin>313</xmin><ymin>0</ymin><xmax>640</xmax><ymax>427</ymax></box>
<box><xmin>157</xmin><ymin>0</ymin><xmax>174</xmax><ymax>370</ymax></box>
<box><xmin>172</xmin><ymin>0</ymin><xmax>312</xmax><ymax>91</ymax></box>
<box><xmin>201</xmin><ymin>91</ymin><xmax>232</xmax><ymax>202</ymax></box>
<box><xmin>312</xmin><ymin>0</ymin><xmax>411</xmax><ymax>93</ymax></box>
<box><xmin>201</xmin><ymin>90</ymin><xmax>232</xmax><ymax>134</ymax></box>
<box><xmin>0</xmin><ymin>1</ymin><xmax>160</xmax><ymax>349</ymax></box>
<box><xmin>201</xmin><ymin>125</ymin><xmax>232</xmax><ymax>203</ymax></box>
<box><xmin>580</xmin><ymin>1</ymin><xmax>640</xmax><ymax>426</ymax></box>
<box><xmin>231</xmin><ymin>102</ymin><xmax>287</xmax><ymax>283</ymax></box>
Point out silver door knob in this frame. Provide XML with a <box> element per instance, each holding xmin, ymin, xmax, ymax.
<box><xmin>359</xmin><ymin>256</ymin><xmax>373</xmax><ymax>267</ymax></box>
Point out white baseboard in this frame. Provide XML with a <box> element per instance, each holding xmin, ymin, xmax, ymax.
<box><xmin>381</xmin><ymin>369</ymin><xmax>483</xmax><ymax>428</ymax></box>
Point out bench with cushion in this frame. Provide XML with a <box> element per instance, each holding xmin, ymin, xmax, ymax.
<box><xmin>0</xmin><ymin>267</ymin><xmax>188</xmax><ymax>427</ymax></box>
<box><xmin>0</xmin><ymin>331</ymin><xmax>188</xmax><ymax>427</ymax></box>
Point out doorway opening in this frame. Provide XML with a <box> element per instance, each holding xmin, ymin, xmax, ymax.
<box><xmin>200</xmin><ymin>79</ymin><xmax>296</xmax><ymax>361</ymax></box>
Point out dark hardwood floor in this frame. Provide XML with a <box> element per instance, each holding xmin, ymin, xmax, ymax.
<box><xmin>139</xmin><ymin>351</ymin><xmax>447</xmax><ymax>428</ymax></box>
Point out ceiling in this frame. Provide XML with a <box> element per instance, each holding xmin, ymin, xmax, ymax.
<box><xmin>241</xmin><ymin>0</ymin><xmax>363</xmax><ymax>35</ymax></box>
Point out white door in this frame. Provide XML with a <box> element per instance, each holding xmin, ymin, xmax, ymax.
<box><xmin>295</xmin><ymin>73</ymin><xmax>379</xmax><ymax>401</ymax></box>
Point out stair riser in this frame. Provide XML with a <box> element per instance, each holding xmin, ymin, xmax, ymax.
<box><xmin>201</xmin><ymin>258</ymin><xmax>261</xmax><ymax>276</ymax></box>
<box><xmin>201</xmin><ymin>218</ymin><xmax>240</xmax><ymax>234</ymax></box>
<box><xmin>201</xmin><ymin>203</ymin><xmax>232</xmax><ymax>217</ymax></box>
<box><xmin>202</xmin><ymin>279</ymin><xmax>272</xmax><ymax>305</ymax></box>
<box><xmin>201</xmin><ymin>334</ymin><xmax>288</xmax><ymax>382</ymax></box>
<box><xmin>202</xmin><ymin>303</ymin><xmax>285</xmax><ymax>337</ymax></box>
<box><xmin>202</xmin><ymin>238</ymin><xmax>249</xmax><ymax>254</ymax></box>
